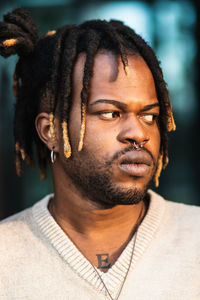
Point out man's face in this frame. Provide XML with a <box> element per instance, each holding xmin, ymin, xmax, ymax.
<box><xmin>58</xmin><ymin>51</ymin><xmax>160</xmax><ymax>207</ymax></box>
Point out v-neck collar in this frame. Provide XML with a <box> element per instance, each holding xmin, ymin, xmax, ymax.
<box><xmin>32</xmin><ymin>190</ymin><xmax>165</xmax><ymax>298</ymax></box>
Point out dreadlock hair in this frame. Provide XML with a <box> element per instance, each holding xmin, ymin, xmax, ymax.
<box><xmin>0</xmin><ymin>8</ymin><xmax>175</xmax><ymax>185</ymax></box>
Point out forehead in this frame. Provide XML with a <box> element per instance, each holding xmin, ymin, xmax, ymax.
<box><xmin>72</xmin><ymin>51</ymin><xmax>158</xmax><ymax>106</ymax></box>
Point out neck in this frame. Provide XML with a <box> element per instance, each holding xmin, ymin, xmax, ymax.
<box><xmin>49</xmin><ymin>195</ymin><xmax>146</xmax><ymax>236</ymax></box>
<box><xmin>50</xmin><ymin>170</ymin><xmax>147</xmax><ymax>236</ymax></box>
<box><xmin>49</xmin><ymin>167</ymin><xmax>148</xmax><ymax>271</ymax></box>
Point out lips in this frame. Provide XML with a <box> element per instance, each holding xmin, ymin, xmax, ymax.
<box><xmin>118</xmin><ymin>151</ymin><xmax>152</xmax><ymax>177</ymax></box>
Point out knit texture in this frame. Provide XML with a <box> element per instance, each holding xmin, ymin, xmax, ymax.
<box><xmin>0</xmin><ymin>190</ymin><xmax>200</xmax><ymax>299</ymax></box>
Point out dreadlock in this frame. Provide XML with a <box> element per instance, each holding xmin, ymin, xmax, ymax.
<box><xmin>0</xmin><ymin>8</ymin><xmax>175</xmax><ymax>185</ymax></box>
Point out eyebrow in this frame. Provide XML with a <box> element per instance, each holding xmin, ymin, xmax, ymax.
<box><xmin>90</xmin><ymin>99</ymin><xmax>127</xmax><ymax>110</ymax></box>
<box><xmin>90</xmin><ymin>99</ymin><xmax>160</xmax><ymax>111</ymax></box>
<box><xmin>141</xmin><ymin>103</ymin><xmax>160</xmax><ymax>112</ymax></box>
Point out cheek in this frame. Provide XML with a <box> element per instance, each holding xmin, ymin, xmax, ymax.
<box><xmin>84</xmin><ymin>129</ymin><xmax>112</xmax><ymax>153</ymax></box>
<box><xmin>68</xmin><ymin>103</ymin><xmax>82</xmax><ymax>151</ymax></box>
<box><xmin>83</xmin><ymin>119</ymin><xmax>116</xmax><ymax>154</ymax></box>
<box><xmin>68</xmin><ymin>111</ymin><xmax>113</xmax><ymax>155</ymax></box>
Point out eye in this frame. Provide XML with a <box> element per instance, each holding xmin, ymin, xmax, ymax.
<box><xmin>99</xmin><ymin>111</ymin><xmax>121</xmax><ymax>120</ymax></box>
<box><xmin>140</xmin><ymin>114</ymin><xmax>158</xmax><ymax>124</ymax></box>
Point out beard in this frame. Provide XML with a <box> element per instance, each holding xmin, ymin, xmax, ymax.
<box><xmin>62</xmin><ymin>145</ymin><xmax>156</xmax><ymax>208</ymax></box>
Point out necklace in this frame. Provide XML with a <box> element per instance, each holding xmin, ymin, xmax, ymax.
<box><xmin>48</xmin><ymin>200</ymin><xmax>145</xmax><ymax>300</ymax></box>
<box><xmin>91</xmin><ymin>231</ymin><xmax>138</xmax><ymax>300</ymax></box>
<box><xmin>89</xmin><ymin>204</ymin><xmax>145</xmax><ymax>300</ymax></box>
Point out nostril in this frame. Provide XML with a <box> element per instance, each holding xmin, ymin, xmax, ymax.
<box><xmin>124</xmin><ymin>138</ymin><xmax>150</xmax><ymax>151</ymax></box>
<box><xmin>126</xmin><ymin>138</ymin><xmax>149</xmax><ymax>145</ymax></box>
<box><xmin>126</xmin><ymin>138</ymin><xmax>136</xmax><ymax>144</ymax></box>
<box><xmin>141</xmin><ymin>139</ymin><xmax>150</xmax><ymax>146</ymax></box>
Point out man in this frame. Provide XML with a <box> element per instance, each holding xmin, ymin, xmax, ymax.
<box><xmin>0</xmin><ymin>8</ymin><xmax>199</xmax><ymax>300</ymax></box>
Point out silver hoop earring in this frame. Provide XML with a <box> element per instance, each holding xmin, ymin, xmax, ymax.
<box><xmin>51</xmin><ymin>150</ymin><xmax>56</xmax><ymax>163</ymax></box>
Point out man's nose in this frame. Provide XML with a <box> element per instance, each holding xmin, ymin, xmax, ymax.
<box><xmin>117</xmin><ymin>113</ymin><xmax>149</xmax><ymax>145</ymax></box>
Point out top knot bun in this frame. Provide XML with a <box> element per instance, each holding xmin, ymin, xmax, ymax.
<box><xmin>0</xmin><ymin>8</ymin><xmax>38</xmax><ymax>58</ymax></box>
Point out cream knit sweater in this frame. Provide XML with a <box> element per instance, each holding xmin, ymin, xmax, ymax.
<box><xmin>0</xmin><ymin>190</ymin><xmax>200</xmax><ymax>300</ymax></box>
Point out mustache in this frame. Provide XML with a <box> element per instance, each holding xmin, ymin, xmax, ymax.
<box><xmin>107</xmin><ymin>145</ymin><xmax>156</xmax><ymax>167</ymax></box>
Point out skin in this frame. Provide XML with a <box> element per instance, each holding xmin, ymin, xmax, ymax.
<box><xmin>36</xmin><ymin>51</ymin><xmax>160</xmax><ymax>272</ymax></box>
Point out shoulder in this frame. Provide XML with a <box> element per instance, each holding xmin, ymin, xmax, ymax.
<box><xmin>148</xmin><ymin>189</ymin><xmax>200</xmax><ymax>219</ymax></box>
<box><xmin>148</xmin><ymin>189</ymin><xmax>200</xmax><ymax>246</ymax></box>
<box><xmin>0</xmin><ymin>207</ymin><xmax>33</xmax><ymax>247</ymax></box>
<box><xmin>0</xmin><ymin>193</ymin><xmax>52</xmax><ymax>227</ymax></box>
<box><xmin>149</xmin><ymin>189</ymin><xmax>200</xmax><ymax>223</ymax></box>
<box><xmin>0</xmin><ymin>194</ymin><xmax>52</xmax><ymax>254</ymax></box>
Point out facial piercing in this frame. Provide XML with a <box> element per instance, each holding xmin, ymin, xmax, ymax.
<box><xmin>51</xmin><ymin>147</ymin><xmax>56</xmax><ymax>163</ymax></box>
<box><xmin>133</xmin><ymin>140</ymin><xmax>148</xmax><ymax>150</ymax></box>
<box><xmin>133</xmin><ymin>141</ymin><xmax>140</xmax><ymax>150</ymax></box>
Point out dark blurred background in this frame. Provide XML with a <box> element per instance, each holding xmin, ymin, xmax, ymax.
<box><xmin>0</xmin><ymin>0</ymin><xmax>200</xmax><ymax>220</ymax></box>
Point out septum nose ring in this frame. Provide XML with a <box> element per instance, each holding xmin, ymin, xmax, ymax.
<box><xmin>133</xmin><ymin>140</ymin><xmax>148</xmax><ymax>151</ymax></box>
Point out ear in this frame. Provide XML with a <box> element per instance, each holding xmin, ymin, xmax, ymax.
<box><xmin>35</xmin><ymin>112</ymin><xmax>59</xmax><ymax>152</ymax></box>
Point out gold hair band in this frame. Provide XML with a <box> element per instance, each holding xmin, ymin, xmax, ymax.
<box><xmin>78</xmin><ymin>103</ymin><xmax>86</xmax><ymax>152</ymax></box>
<box><xmin>20</xmin><ymin>148</ymin><xmax>26</xmax><ymax>161</ymax></box>
<box><xmin>154</xmin><ymin>153</ymin><xmax>163</xmax><ymax>187</ymax></box>
<box><xmin>49</xmin><ymin>113</ymin><xmax>56</xmax><ymax>141</ymax></box>
<box><xmin>15</xmin><ymin>142</ymin><xmax>26</xmax><ymax>161</ymax></box>
<box><xmin>15</xmin><ymin>155</ymin><xmax>22</xmax><ymax>177</ymax></box>
<box><xmin>15</xmin><ymin>142</ymin><xmax>20</xmax><ymax>152</ymax></box>
<box><xmin>3</xmin><ymin>38</ymin><xmax>17</xmax><ymax>47</ymax></box>
<box><xmin>124</xmin><ymin>65</ymin><xmax>130</xmax><ymax>77</ymax></box>
<box><xmin>45</xmin><ymin>30</ymin><xmax>56</xmax><ymax>37</ymax></box>
<box><xmin>163</xmin><ymin>156</ymin><xmax>169</xmax><ymax>170</ymax></box>
<box><xmin>167</xmin><ymin>112</ymin><xmax>176</xmax><ymax>132</ymax></box>
<box><xmin>15</xmin><ymin>142</ymin><xmax>23</xmax><ymax>177</ymax></box>
<box><xmin>62</xmin><ymin>121</ymin><xmax>72</xmax><ymax>158</ymax></box>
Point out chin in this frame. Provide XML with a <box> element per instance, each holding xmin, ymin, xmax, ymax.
<box><xmin>97</xmin><ymin>180</ymin><xmax>150</xmax><ymax>206</ymax></box>
<box><xmin>115</xmin><ymin>176</ymin><xmax>151</xmax><ymax>191</ymax></box>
